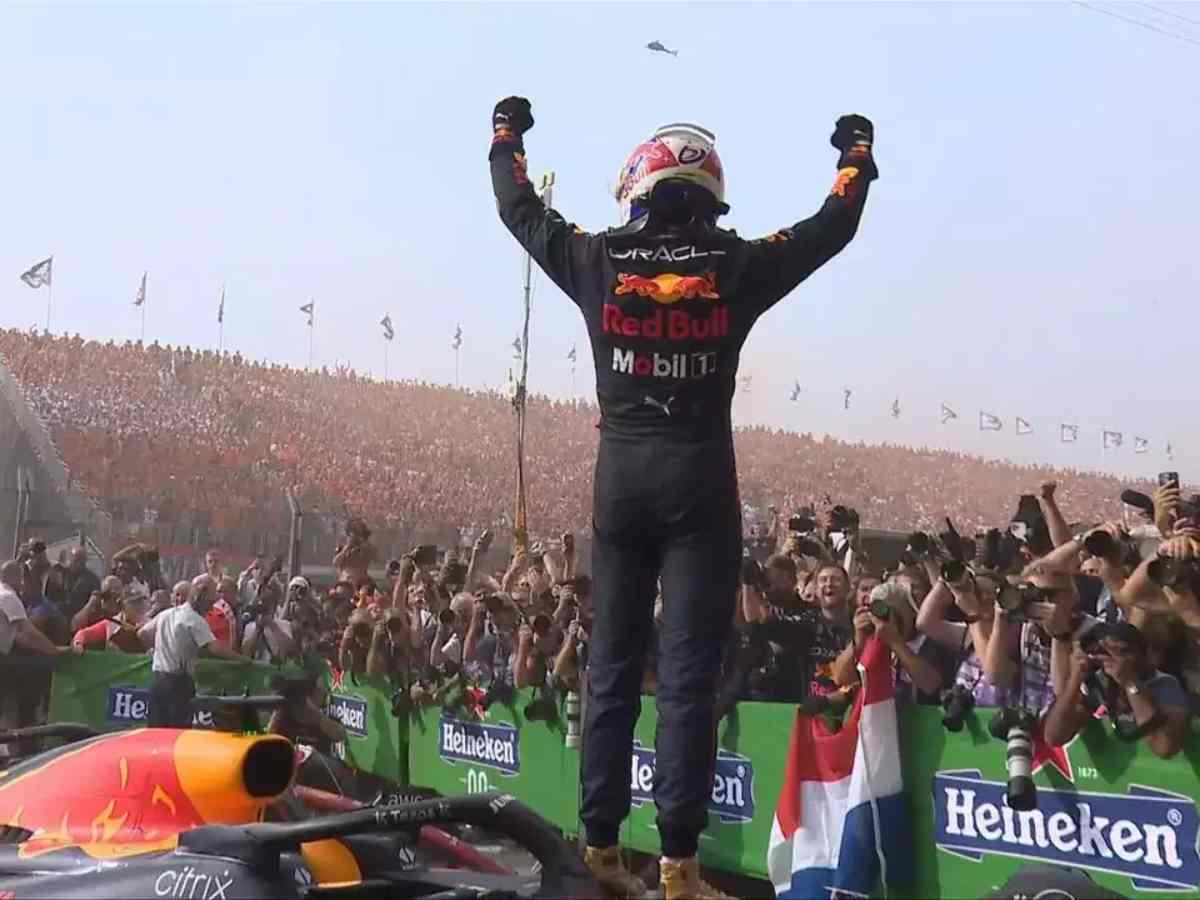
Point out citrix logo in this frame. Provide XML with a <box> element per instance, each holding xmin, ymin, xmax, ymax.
<box><xmin>612</xmin><ymin>347</ymin><xmax>717</xmax><ymax>379</ymax></box>
<box><xmin>153</xmin><ymin>866</ymin><xmax>234</xmax><ymax>900</ymax></box>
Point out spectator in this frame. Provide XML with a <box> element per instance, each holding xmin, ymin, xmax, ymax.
<box><xmin>58</xmin><ymin>545</ymin><xmax>100</xmax><ymax>621</ymax></box>
<box><xmin>241</xmin><ymin>584</ymin><xmax>296</xmax><ymax>664</ymax></box>
<box><xmin>171</xmin><ymin>580</ymin><xmax>192</xmax><ymax>607</ymax></box>
<box><xmin>138</xmin><ymin>574</ymin><xmax>247</xmax><ymax>727</ymax></box>
<box><xmin>73</xmin><ymin>591</ymin><xmax>149</xmax><ymax>653</ymax></box>
<box><xmin>1</xmin><ymin>559</ymin><xmax>70</xmax><ymax>660</ymax></box>
<box><xmin>205</xmin><ymin>549</ymin><xmax>224</xmax><ymax>580</ymax></box>
<box><xmin>367</xmin><ymin>609</ymin><xmax>414</xmax><ymax>682</ymax></box>
<box><xmin>207</xmin><ymin>576</ymin><xmax>241</xmax><ymax>649</ymax></box>
<box><xmin>333</xmin><ymin>517</ymin><xmax>377</xmax><ymax>585</ymax></box>
<box><xmin>71</xmin><ymin>575</ymin><xmax>125</xmax><ymax>632</ymax></box>
<box><xmin>1044</xmin><ymin>622</ymin><xmax>1190</xmax><ymax>759</ymax></box>
<box><xmin>339</xmin><ymin>610</ymin><xmax>374</xmax><ymax>675</ymax></box>
<box><xmin>917</xmin><ymin>569</ymin><xmax>1008</xmax><ymax>707</ymax></box>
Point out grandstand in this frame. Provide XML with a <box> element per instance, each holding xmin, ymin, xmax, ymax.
<box><xmin>0</xmin><ymin>328</ymin><xmax>1147</xmax><ymax>567</ymax></box>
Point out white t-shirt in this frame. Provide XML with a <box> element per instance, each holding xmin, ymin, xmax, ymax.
<box><xmin>242</xmin><ymin>619</ymin><xmax>294</xmax><ymax>663</ymax></box>
<box><xmin>140</xmin><ymin>604</ymin><xmax>214</xmax><ymax>675</ymax></box>
<box><xmin>0</xmin><ymin>584</ymin><xmax>28</xmax><ymax>655</ymax></box>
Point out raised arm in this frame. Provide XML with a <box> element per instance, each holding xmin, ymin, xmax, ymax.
<box><xmin>489</xmin><ymin>97</ymin><xmax>594</xmax><ymax>300</ymax></box>
<box><xmin>740</xmin><ymin>116</ymin><xmax>876</xmax><ymax>314</ymax></box>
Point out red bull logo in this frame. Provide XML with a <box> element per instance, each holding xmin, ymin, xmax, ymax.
<box><xmin>602</xmin><ymin>303</ymin><xmax>728</xmax><ymax>341</ymax></box>
<box><xmin>614</xmin><ymin>272</ymin><xmax>719</xmax><ymax>304</ymax></box>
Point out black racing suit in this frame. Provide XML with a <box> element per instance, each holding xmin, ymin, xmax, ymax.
<box><xmin>490</xmin><ymin>130</ymin><xmax>872</xmax><ymax>857</ymax></box>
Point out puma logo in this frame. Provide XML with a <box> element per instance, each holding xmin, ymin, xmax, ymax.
<box><xmin>643</xmin><ymin>395</ymin><xmax>675</xmax><ymax>416</ymax></box>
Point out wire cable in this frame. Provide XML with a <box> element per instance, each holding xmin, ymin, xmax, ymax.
<box><xmin>1073</xmin><ymin>0</ymin><xmax>1200</xmax><ymax>48</ymax></box>
<box><xmin>1141</xmin><ymin>2</ymin><xmax>1200</xmax><ymax>28</ymax></box>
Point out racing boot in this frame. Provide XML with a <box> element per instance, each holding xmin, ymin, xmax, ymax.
<box><xmin>659</xmin><ymin>856</ymin><xmax>731</xmax><ymax>900</ymax></box>
<box><xmin>584</xmin><ymin>845</ymin><xmax>648</xmax><ymax>898</ymax></box>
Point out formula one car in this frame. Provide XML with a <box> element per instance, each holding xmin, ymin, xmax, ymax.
<box><xmin>0</xmin><ymin>712</ymin><xmax>598</xmax><ymax>899</ymax></box>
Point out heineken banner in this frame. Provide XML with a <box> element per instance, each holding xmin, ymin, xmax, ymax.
<box><xmin>406</xmin><ymin>688</ymin><xmax>580</xmax><ymax>833</ymax></box>
<box><xmin>321</xmin><ymin>669</ymin><xmax>408</xmax><ymax>786</ymax></box>
<box><xmin>47</xmin><ymin>651</ymin><xmax>292</xmax><ymax>731</ymax></box>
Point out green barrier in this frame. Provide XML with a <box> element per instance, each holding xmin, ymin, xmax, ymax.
<box><xmin>407</xmin><ymin>687</ymin><xmax>580</xmax><ymax>834</ymax></box>
<box><xmin>47</xmin><ymin>651</ymin><xmax>296</xmax><ymax>731</ymax></box>
<box><xmin>322</xmin><ymin>670</ymin><xmax>408</xmax><ymax>786</ymax></box>
<box><xmin>406</xmin><ymin>690</ymin><xmax>1200</xmax><ymax>898</ymax></box>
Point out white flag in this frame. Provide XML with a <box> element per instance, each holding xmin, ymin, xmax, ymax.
<box><xmin>843</xmin><ymin>388</ymin><xmax>852</xmax><ymax>410</ymax></box>
<box><xmin>452</xmin><ymin>325</ymin><xmax>463</xmax><ymax>350</ymax></box>
<box><xmin>299</xmin><ymin>301</ymin><xmax>314</xmax><ymax>326</ymax></box>
<box><xmin>1103</xmin><ymin>430</ymin><xmax>1123</xmax><ymax>450</ymax></box>
<box><xmin>567</xmin><ymin>344</ymin><xmax>577</xmax><ymax>364</ymax></box>
<box><xmin>134</xmin><ymin>271</ymin><xmax>147</xmax><ymax>307</ymax></box>
<box><xmin>790</xmin><ymin>381</ymin><xmax>802</xmax><ymax>402</ymax></box>
<box><xmin>940</xmin><ymin>403</ymin><xmax>957</xmax><ymax>424</ymax></box>
<box><xmin>1134</xmin><ymin>436</ymin><xmax>1149</xmax><ymax>454</ymax></box>
<box><xmin>891</xmin><ymin>396</ymin><xmax>900</xmax><ymax>419</ymax></box>
<box><xmin>1167</xmin><ymin>442</ymin><xmax>1174</xmax><ymax>460</ymax></box>
<box><xmin>217</xmin><ymin>286</ymin><xmax>225</xmax><ymax>324</ymax></box>
<box><xmin>1016</xmin><ymin>417</ymin><xmax>1032</xmax><ymax>435</ymax></box>
<box><xmin>979</xmin><ymin>411</ymin><xmax>1002</xmax><ymax>431</ymax></box>
<box><xmin>380</xmin><ymin>315</ymin><xmax>394</xmax><ymax>341</ymax></box>
<box><xmin>20</xmin><ymin>256</ymin><xmax>52</xmax><ymax>289</ymax></box>
<box><xmin>512</xmin><ymin>335</ymin><xmax>523</xmax><ymax>359</ymax></box>
<box><xmin>1060</xmin><ymin>424</ymin><xmax>1078</xmax><ymax>443</ymax></box>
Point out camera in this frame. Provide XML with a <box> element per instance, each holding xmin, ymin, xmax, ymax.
<box><xmin>940</xmin><ymin>684</ymin><xmax>976</xmax><ymax>733</ymax></box>
<box><xmin>741</xmin><ymin>557</ymin><xmax>767</xmax><ymax>590</ymax></box>
<box><xmin>988</xmin><ymin>706</ymin><xmax>1038</xmax><ymax>811</ymax></box>
<box><xmin>481</xmin><ymin>679</ymin><xmax>515</xmax><ymax>712</ymax></box>
<box><xmin>1083</xmin><ymin>530</ymin><xmax>1121</xmax><ymax>559</ymax></box>
<box><xmin>995</xmin><ymin>581</ymin><xmax>1052</xmax><ymax>621</ymax></box>
<box><xmin>829</xmin><ymin>505</ymin><xmax>860</xmax><ymax>534</ymax></box>
<box><xmin>1147</xmin><ymin>554</ymin><xmax>1200</xmax><ymax>590</ymax></box>
<box><xmin>530</xmin><ymin>613</ymin><xmax>553</xmax><ymax>637</ymax></box>
<box><xmin>438</xmin><ymin>608</ymin><xmax>457</xmax><ymax>627</ymax></box>
<box><xmin>788</xmin><ymin>515</ymin><xmax>816</xmax><ymax>534</ymax></box>
<box><xmin>980</xmin><ymin>528</ymin><xmax>1021</xmax><ymax>573</ymax></box>
<box><xmin>386</xmin><ymin>559</ymin><xmax>402</xmax><ymax>577</ymax></box>
<box><xmin>523</xmin><ymin>688</ymin><xmax>559</xmax><ymax>724</ymax></box>
<box><xmin>901</xmin><ymin>532</ymin><xmax>937</xmax><ymax>566</ymax></box>
<box><xmin>940</xmin><ymin>559</ymin><xmax>967</xmax><ymax>584</ymax></box>
<box><xmin>30</xmin><ymin>540</ymin><xmax>47</xmax><ymax>556</ymax></box>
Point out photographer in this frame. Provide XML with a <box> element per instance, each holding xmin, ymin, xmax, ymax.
<box><xmin>338</xmin><ymin>609</ymin><xmax>373</xmax><ymax>675</ymax></box>
<box><xmin>834</xmin><ymin>581</ymin><xmax>943</xmax><ymax>702</ymax></box>
<box><xmin>464</xmin><ymin>592</ymin><xmax>520</xmax><ymax>686</ymax></box>
<box><xmin>110</xmin><ymin>543</ymin><xmax>152</xmax><ymax>598</ymax></box>
<box><xmin>367</xmin><ymin>608</ymin><xmax>414</xmax><ymax>682</ymax></box>
<box><xmin>241</xmin><ymin>583</ymin><xmax>297</xmax><ymax>664</ymax></box>
<box><xmin>431</xmin><ymin>593</ymin><xmax>476</xmax><ymax>672</ymax></box>
<box><xmin>982</xmin><ymin>569</ymin><xmax>1078</xmax><ymax>718</ymax></box>
<box><xmin>71</xmin><ymin>575</ymin><xmax>126</xmax><ymax>632</ymax></box>
<box><xmin>333</xmin><ymin>517</ymin><xmax>377</xmax><ymax>585</ymax></box>
<box><xmin>58</xmin><ymin>545</ymin><xmax>100</xmax><ymax>621</ymax></box>
<box><xmin>206</xmin><ymin>576</ymin><xmax>241</xmax><ymax>649</ymax></box>
<box><xmin>917</xmin><ymin>569</ymin><xmax>1009</xmax><ymax>708</ymax></box>
<box><xmin>513</xmin><ymin>609</ymin><xmax>560</xmax><ymax>690</ymax></box>
<box><xmin>1043</xmin><ymin>622</ymin><xmax>1190</xmax><ymax>759</ymax></box>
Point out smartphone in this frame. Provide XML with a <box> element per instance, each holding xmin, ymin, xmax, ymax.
<box><xmin>413</xmin><ymin>544</ymin><xmax>438</xmax><ymax>567</ymax></box>
<box><xmin>1158</xmin><ymin>472</ymin><xmax>1181</xmax><ymax>490</ymax></box>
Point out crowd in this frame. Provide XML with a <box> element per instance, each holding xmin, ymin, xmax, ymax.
<box><xmin>4</xmin><ymin>474</ymin><xmax>1199</xmax><ymax>777</ymax></box>
<box><xmin>0</xmin><ymin>329</ymin><xmax>1156</xmax><ymax>547</ymax></box>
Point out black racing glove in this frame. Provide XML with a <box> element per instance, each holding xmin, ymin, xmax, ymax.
<box><xmin>493</xmin><ymin>96</ymin><xmax>534</xmax><ymax>140</ymax></box>
<box><xmin>830</xmin><ymin>114</ymin><xmax>878</xmax><ymax>180</ymax></box>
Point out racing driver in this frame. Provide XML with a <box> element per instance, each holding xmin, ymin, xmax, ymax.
<box><xmin>489</xmin><ymin>97</ymin><xmax>876</xmax><ymax>899</ymax></box>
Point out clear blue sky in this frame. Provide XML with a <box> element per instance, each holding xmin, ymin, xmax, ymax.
<box><xmin>2</xmin><ymin>2</ymin><xmax>1196</xmax><ymax>479</ymax></box>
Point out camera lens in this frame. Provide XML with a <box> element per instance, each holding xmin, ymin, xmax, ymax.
<box><xmin>1083</xmin><ymin>531</ymin><xmax>1116</xmax><ymax>559</ymax></box>
<box><xmin>1147</xmin><ymin>555</ymin><xmax>1182</xmax><ymax>588</ymax></box>
<box><xmin>941</xmin><ymin>560</ymin><xmax>966</xmax><ymax>583</ymax></box>
<box><xmin>438</xmin><ymin>609</ymin><xmax>456</xmax><ymax>626</ymax></box>
<box><xmin>907</xmin><ymin>533</ymin><xmax>929</xmax><ymax>556</ymax></box>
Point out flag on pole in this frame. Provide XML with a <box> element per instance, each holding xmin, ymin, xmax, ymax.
<box><xmin>1134</xmin><ymin>436</ymin><xmax>1149</xmax><ymax>454</ymax></box>
<box><xmin>512</xmin><ymin>335</ymin><xmax>523</xmax><ymax>359</ymax></box>
<box><xmin>566</xmin><ymin>344</ymin><xmax>577</xmax><ymax>364</ymax></box>
<box><xmin>380</xmin><ymin>315</ymin><xmax>394</xmax><ymax>341</ymax></box>
<box><xmin>217</xmin><ymin>287</ymin><xmax>225</xmax><ymax>324</ymax></box>
<box><xmin>767</xmin><ymin>635</ymin><xmax>912</xmax><ymax>897</ymax></box>
<box><xmin>1016</xmin><ymin>416</ymin><xmax>1033</xmax><ymax>435</ymax></box>
<box><xmin>844</xmin><ymin>389</ymin><xmax>852</xmax><ymax>410</ymax></box>
<box><xmin>790</xmin><ymin>381</ymin><xmax>802</xmax><ymax>402</ymax></box>
<box><xmin>1103</xmin><ymin>430</ymin><xmax>1123</xmax><ymax>450</ymax></box>
<box><xmin>891</xmin><ymin>396</ymin><xmax>900</xmax><ymax>419</ymax></box>
<box><xmin>300</xmin><ymin>301</ymin><xmax>314</xmax><ymax>326</ymax></box>
<box><xmin>1060</xmin><ymin>424</ymin><xmax>1078</xmax><ymax>443</ymax></box>
<box><xmin>134</xmin><ymin>271</ymin><xmax>147</xmax><ymax>307</ymax></box>
<box><xmin>979</xmin><ymin>411</ymin><xmax>1002</xmax><ymax>431</ymax></box>
<box><xmin>1167</xmin><ymin>442</ymin><xmax>1174</xmax><ymax>460</ymax></box>
<box><xmin>741</xmin><ymin>375</ymin><xmax>753</xmax><ymax>395</ymax></box>
<box><xmin>20</xmin><ymin>256</ymin><xmax>52</xmax><ymax>289</ymax></box>
<box><xmin>940</xmin><ymin>403</ymin><xmax>957</xmax><ymax>424</ymax></box>
<box><xmin>452</xmin><ymin>325</ymin><xmax>463</xmax><ymax>350</ymax></box>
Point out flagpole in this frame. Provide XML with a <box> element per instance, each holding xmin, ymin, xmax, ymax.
<box><xmin>383</xmin><ymin>339</ymin><xmax>389</xmax><ymax>382</ymax></box>
<box><xmin>455</xmin><ymin>346</ymin><xmax>460</xmax><ymax>388</ymax></box>
<box><xmin>308</xmin><ymin>314</ymin><xmax>314</xmax><ymax>371</ymax></box>
<box><xmin>46</xmin><ymin>277</ymin><xmax>53</xmax><ymax>334</ymax></box>
<box><xmin>140</xmin><ymin>289</ymin><xmax>147</xmax><ymax>344</ymax></box>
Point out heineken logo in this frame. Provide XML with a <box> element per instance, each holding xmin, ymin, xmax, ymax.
<box><xmin>327</xmin><ymin>694</ymin><xmax>368</xmax><ymax>738</ymax></box>
<box><xmin>629</xmin><ymin>741</ymin><xmax>756</xmax><ymax>825</ymax></box>
<box><xmin>438</xmin><ymin>713</ymin><xmax>520</xmax><ymax>776</ymax></box>
<box><xmin>933</xmin><ymin>770</ymin><xmax>1200</xmax><ymax>891</ymax></box>
<box><xmin>107</xmin><ymin>686</ymin><xmax>213</xmax><ymax>728</ymax></box>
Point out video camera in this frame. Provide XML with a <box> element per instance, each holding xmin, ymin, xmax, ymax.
<box><xmin>1146</xmin><ymin>554</ymin><xmax>1200</xmax><ymax>591</ymax></box>
<box><xmin>940</xmin><ymin>684</ymin><xmax>976</xmax><ymax>732</ymax></box>
<box><xmin>993</xmin><ymin>581</ymin><xmax>1056</xmax><ymax>623</ymax></box>
<box><xmin>523</xmin><ymin>685</ymin><xmax>559</xmax><ymax>724</ymax></box>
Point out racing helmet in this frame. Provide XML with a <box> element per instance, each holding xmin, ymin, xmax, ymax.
<box><xmin>613</xmin><ymin>122</ymin><xmax>728</xmax><ymax>224</ymax></box>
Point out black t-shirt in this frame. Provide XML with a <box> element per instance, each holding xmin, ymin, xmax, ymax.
<box><xmin>758</xmin><ymin>605</ymin><xmax>852</xmax><ymax>701</ymax></box>
<box><xmin>60</xmin><ymin>568</ymin><xmax>100</xmax><ymax>620</ymax></box>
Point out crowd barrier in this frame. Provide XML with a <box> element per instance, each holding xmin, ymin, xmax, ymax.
<box><xmin>49</xmin><ymin>655</ymin><xmax>1200</xmax><ymax>898</ymax></box>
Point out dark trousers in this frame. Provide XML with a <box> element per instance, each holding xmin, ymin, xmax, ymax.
<box><xmin>581</xmin><ymin>432</ymin><xmax>741</xmax><ymax>858</ymax></box>
<box><xmin>149</xmin><ymin>671</ymin><xmax>195</xmax><ymax>728</ymax></box>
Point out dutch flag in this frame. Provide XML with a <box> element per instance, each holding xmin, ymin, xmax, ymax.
<box><xmin>767</xmin><ymin>636</ymin><xmax>913</xmax><ymax>898</ymax></box>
